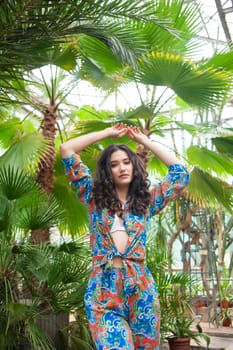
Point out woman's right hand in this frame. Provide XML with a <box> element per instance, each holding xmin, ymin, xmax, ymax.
<box><xmin>106</xmin><ymin>123</ymin><xmax>128</xmax><ymax>138</ymax></box>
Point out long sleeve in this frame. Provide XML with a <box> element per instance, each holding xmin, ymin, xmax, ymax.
<box><xmin>149</xmin><ymin>163</ymin><xmax>190</xmax><ymax>217</ymax></box>
<box><xmin>62</xmin><ymin>153</ymin><xmax>94</xmax><ymax>205</ymax></box>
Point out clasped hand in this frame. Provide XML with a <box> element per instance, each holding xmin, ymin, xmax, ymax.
<box><xmin>107</xmin><ymin>123</ymin><xmax>148</xmax><ymax>144</ymax></box>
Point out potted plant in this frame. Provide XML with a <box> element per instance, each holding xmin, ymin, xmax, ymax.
<box><xmin>158</xmin><ymin>273</ymin><xmax>210</xmax><ymax>350</ymax></box>
<box><xmin>213</xmin><ymin>307</ymin><xmax>233</xmax><ymax>328</ymax></box>
<box><xmin>219</xmin><ymin>279</ymin><xmax>233</xmax><ymax>309</ymax></box>
<box><xmin>146</xmin><ymin>228</ymin><xmax>210</xmax><ymax>350</ymax></box>
<box><xmin>165</xmin><ymin>307</ymin><xmax>210</xmax><ymax>350</ymax></box>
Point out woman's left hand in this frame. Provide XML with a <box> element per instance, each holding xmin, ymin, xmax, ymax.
<box><xmin>127</xmin><ymin>126</ymin><xmax>149</xmax><ymax>144</ymax></box>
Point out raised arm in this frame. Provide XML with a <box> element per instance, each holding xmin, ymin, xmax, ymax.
<box><xmin>60</xmin><ymin>124</ymin><xmax>128</xmax><ymax>158</ymax></box>
<box><xmin>127</xmin><ymin>126</ymin><xmax>183</xmax><ymax>166</ymax></box>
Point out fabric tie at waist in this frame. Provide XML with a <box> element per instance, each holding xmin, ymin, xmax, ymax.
<box><xmin>92</xmin><ymin>252</ymin><xmax>145</xmax><ymax>296</ymax></box>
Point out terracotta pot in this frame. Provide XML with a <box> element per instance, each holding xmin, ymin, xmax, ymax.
<box><xmin>168</xmin><ymin>337</ymin><xmax>190</xmax><ymax>350</ymax></box>
<box><xmin>221</xmin><ymin>299</ymin><xmax>228</xmax><ymax>308</ymax></box>
<box><xmin>222</xmin><ymin>317</ymin><xmax>231</xmax><ymax>327</ymax></box>
<box><xmin>197</xmin><ymin>300</ymin><xmax>204</xmax><ymax>308</ymax></box>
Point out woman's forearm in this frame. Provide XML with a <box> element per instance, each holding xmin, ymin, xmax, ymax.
<box><xmin>142</xmin><ymin>138</ymin><xmax>183</xmax><ymax>166</ymax></box>
<box><xmin>60</xmin><ymin>129</ymin><xmax>110</xmax><ymax>158</ymax></box>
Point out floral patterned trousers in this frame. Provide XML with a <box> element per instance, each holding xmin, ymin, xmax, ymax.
<box><xmin>84</xmin><ymin>266</ymin><xmax>160</xmax><ymax>350</ymax></box>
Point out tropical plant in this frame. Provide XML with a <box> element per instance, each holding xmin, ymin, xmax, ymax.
<box><xmin>214</xmin><ymin>308</ymin><xmax>233</xmax><ymax>327</ymax></box>
<box><xmin>0</xmin><ymin>238</ymin><xmax>92</xmax><ymax>349</ymax></box>
<box><xmin>1</xmin><ymin>0</ymin><xmax>176</xmax><ymax>77</ymax></box>
<box><xmin>219</xmin><ymin>275</ymin><xmax>233</xmax><ymax>308</ymax></box>
<box><xmin>0</xmin><ymin>0</ymin><xmax>181</xmax><ymax>244</ymax></box>
<box><xmin>161</xmin><ymin>282</ymin><xmax>210</xmax><ymax>344</ymax></box>
<box><xmin>1</xmin><ymin>0</ymin><xmax>232</xmax><ymax>241</ymax></box>
<box><xmin>0</xmin><ymin>163</ymin><xmax>92</xmax><ymax>349</ymax></box>
<box><xmin>56</xmin><ymin>314</ymin><xmax>96</xmax><ymax>350</ymax></box>
<box><xmin>146</xmin><ymin>229</ymin><xmax>210</xmax><ymax>347</ymax></box>
<box><xmin>0</xmin><ymin>2</ymin><xmax>231</xmax><ymax>349</ymax></box>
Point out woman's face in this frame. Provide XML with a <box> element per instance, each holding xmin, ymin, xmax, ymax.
<box><xmin>110</xmin><ymin>149</ymin><xmax>133</xmax><ymax>188</ymax></box>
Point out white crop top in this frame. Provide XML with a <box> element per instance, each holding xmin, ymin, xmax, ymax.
<box><xmin>111</xmin><ymin>214</ymin><xmax>126</xmax><ymax>233</ymax></box>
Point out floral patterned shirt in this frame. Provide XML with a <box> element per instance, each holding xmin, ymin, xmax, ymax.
<box><xmin>62</xmin><ymin>153</ymin><xmax>190</xmax><ymax>273</ymax></box>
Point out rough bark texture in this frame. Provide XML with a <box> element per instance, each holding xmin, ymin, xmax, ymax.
<box><xmin>31</xmin><ymin>104</ymin><xmax>57</xmax><ymax>244</ymax></box>
<box><xmin>37</xmin><ymin>104</ymin><xmax>57</xmax><ymax>194</ymax></box>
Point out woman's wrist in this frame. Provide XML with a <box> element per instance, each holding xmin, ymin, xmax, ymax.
<box><xmin>101</xmin><ymin>128</ymin><xmax>112</xmax><ymax>139</ymax></box>
<box><xmin>138</xmin><ymin>136</ymin><xmax>151</xmax><ymax>148</ymax></box>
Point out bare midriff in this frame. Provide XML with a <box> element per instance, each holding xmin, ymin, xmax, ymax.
<box><xmin>111</xmin><ymin>230</ymin><xmax>128</xmax><ymax>267</ymax></box>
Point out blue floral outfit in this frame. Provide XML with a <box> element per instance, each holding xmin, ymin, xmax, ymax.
<box><xmin>62</xmin><ymin>153</ymin><xmax>190</xmax><ymax>350</ymax></box>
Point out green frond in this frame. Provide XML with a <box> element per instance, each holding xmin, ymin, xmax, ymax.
<box><xmin>53</xmin><ymin>180</ymin><xmax>89</xmax><ymax>237</ymax></box>
<box><xmin>13</xmin><ymin>195</ymin><xmax>65</xmax><ymax>231</ymax></box>
<box><xmin>0</xmin><ymin>133</ymin><xmax>51</xmax><ymax>173</ymax></box>
<box><xmin>211</xmin><ymin>135</ymin><xmax>233</xmax><ymax>156</ymax></box>
<box><xmin>79</xmin><ymin>58</ymin><xmax>124</xmax><ymax>92</ymax></box>
<box><xmin>204</xmin><ymin>50</ymin><xmax>233</xmax><ymax>73</ymax></box>
<box><xmin>73</xmin><ymin>106</ymin><xmax>113</xmax><ymax>122</ymax></box>
<box><xmin>18</xmin><ymin>45</ymin><xmax>79</xmax><ymax>73</ymax></box>
<box><xmin>118</xmin><ymin>104</ymin><xmax>155</xmax><ymax>121</ymax></box>
<box><xmin>16</xmin><ymin>243</ymin><xmax>52</xmax><ymax>279</ymax></box>
<box><xmin>187</xmin><ymin>167</ymin><xmax>233</xmax><ymax>213</ymax></box>
<box><xmin>175</xmin><ymin>121</ymin><xmax>199</xmax><ymax>136</ymax></box>
<box><xmin>0</xmin><ymin>118</ymin><xmax>21</xmax><ymax>149</ymax></box>
<box><xmin>133</xmin><ymin>52</ymin><xmax>232</xmax><ymax>109</ymax></box>
<box><xmin>0</xmin><ymin>194</ymin><xmax>9</xmax><ymax>232</ymax></box>
<box><xmin>0</xmin><ymin>166</ymin><xmax>38</xmax><ymax>201</ymax></box>
<box><xmin>149</xmin><ymin>157</ymin><xmax>168</xmax><ymax>177</ymax></box>
<box><xmin>76</xmin><ymin>19</ymin><xmax>154</xmax><ymax>73</ymax></box>
<box><xmin>0</xmin><ymin>0</ymin><xmax>178</xmax><ymax>75</ymax></box>
<box><xmin>46</xmin><ymin>46</ymin><xmax>78</xmax><ymax>72</ymax></box>
<box><xmin>138</xmin><ymin>0</ymin><xmax>202</xmax><ymax>55</ymax></box>
<box><xmin>78</xmin><ymin>0</ymin><xmax>177</xmax><ymax>34</ymax></box>
<box><xmin>187</xmin><ymin>145</ymin><xmax>233</xmax><ymax>177</ymax></box>
<box><xmin>25</xmin><ymin>321</ymin><xmax>54</xmax><ymax>350</ymax></box>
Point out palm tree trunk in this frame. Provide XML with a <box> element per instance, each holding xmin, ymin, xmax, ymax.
<box><xmin>37</xmin><ymin>104</ymin><xmax>57</xmax><ymax>194</ymax></box>
<box><xmin>31</xmin><ymin>104</ymin><xmax>57</xmax><ymax>243</ymax></box>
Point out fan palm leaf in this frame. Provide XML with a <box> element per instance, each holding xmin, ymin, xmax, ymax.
<box><xmin>186</xmin><ymin>167</ymin><xmax>233</xmax><ymax>213</ymax></box>
<box><xmin>0</xmin><ymin>133</ymin><xmax>51</xmax><ymax>173</ymax></box>
<box><xmin>187</xmin><ymin>145</ymin><xmax>233</xmax><ymax>177</ymax></box>
<box><xmin>132</xmin><ymin>52</ymin><xmax>232</xmax><ymax>109</ymax></box>
<box><xmin>13</xmin><ymin>195</ymin><xmax>64</xmax><ymax>231</ymax></box>
<box><xmin>212</xmin><ymin>135</ymin><xmax>233</xmax><ymax>156</ymax></box>
<box><xmin>204</xmin><ymin>50</ymin><xmax>233</xmax><ymax>73</ymax></box>
<box><xmin>0</xmin><ymin>166</ymin><xmax>39</xmax><ymax>201</ymax></box>
<box><xmin>77</xmin><ymin>35</ymin><xmax>132</xmax><ymax>90</ymax></box>
<box><xmin>77</xmin><ymin>0</ymin><xmax>203</xmax><ymax>90</ymax></box>
<box><xmin>137</xmin><ymin>0</ymin><xmax>202</xmax><ymax>55</ymax></box>
<box><xmin>78</xmin><ymin>58</ymin><xmax>125</xmax><ymax>91</ymax></box>
<box><xmin>0</xmin><ymin>165</ymin><xmax>65</xmax><ymax>242</ymax></box>
<box><xmin>0</xmin><ymin>0</ymin><xmax>177</xmax><ymax>75</ymax></box>
<box><xmin>53</xmin><ymin>176</ymin><xmax>89</xmax><ymax>237</ymax></box>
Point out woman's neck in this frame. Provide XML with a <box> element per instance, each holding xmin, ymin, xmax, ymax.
<box><xmin>116</xmin><ymin>188</ymin><xmax>128</xmax><ymax>204</ymax></box>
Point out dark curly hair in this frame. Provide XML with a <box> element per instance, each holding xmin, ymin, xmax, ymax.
<box><xmin>92</xmin><ymin>144</ymin><xmax>151</xmax><ymax>216</ymax></box>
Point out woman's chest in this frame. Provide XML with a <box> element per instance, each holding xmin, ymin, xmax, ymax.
<box><xmin>90</xmin><ymin>208</ymin><xmax>147</xmax><ymax>237</ymax></box>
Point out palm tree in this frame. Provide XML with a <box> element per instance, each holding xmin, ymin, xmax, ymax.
<box><xmin>58</xmin><ymin>0</ymin><xmax>233</xmax><ymax>303</ymax></box>
<box><xmin>0</xmin><ymin>163</ymin><xmax>92</xmax><ymax>349</ymax></box>
<box><xmin>1</xmin><ymin>0</ymin><xmax>232</xmax><ymax>239</ymax></box>
<box><xmin>1</xmin><ymin>0</ymin><xmax>178</xmax><ymax>75</ymax></box>
<box><xmin>0</xmin><ymin>0</ymin><xmax>181</xmax><ymax>242</ymax></box>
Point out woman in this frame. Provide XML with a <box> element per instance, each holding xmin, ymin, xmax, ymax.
<box><xmin>60</xmin><ymin>124</ymin><xmax>190</xmax><ymax>350</ymax></box>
